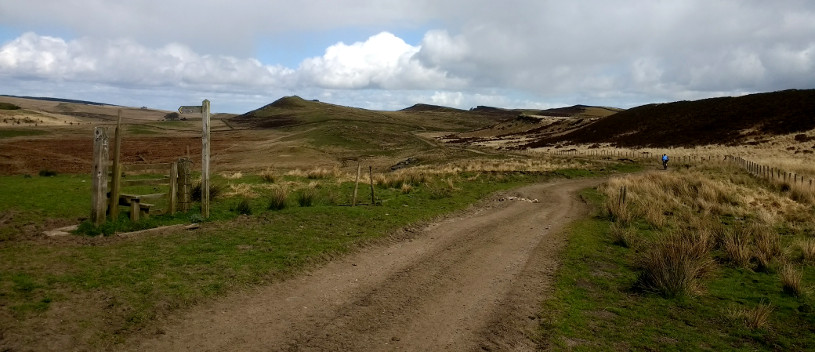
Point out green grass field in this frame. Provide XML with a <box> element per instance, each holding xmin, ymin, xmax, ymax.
<box><xmin>1</xmin><ymin>167</ymin><xmax>580</xmax><ymax>347</ymax></box>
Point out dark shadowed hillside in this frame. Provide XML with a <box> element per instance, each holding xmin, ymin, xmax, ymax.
<box><xmin>524</xmin><ymin>89</ymin><xmax>815</xmax><ymax>148</ymax></box>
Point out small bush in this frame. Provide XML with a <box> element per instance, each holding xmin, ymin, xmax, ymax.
<box><xmin>189</xmin><ymin>214</ymin><xmax>205</xmax><ymax>223</ymax></box>
<box><xmin>780</xmin><ymin>264</ymin><xmax>803</xmax><ymax>296</ymax></box>
<box><xmin>38</xmin><ymin>170</ymin><xmax>57</xmax><ymax>177</ymax></box>
<box><xmin>400</xmin><ymin>183</ymin><xmax>413</xmax><ymax>194</ymax></box>
<box><xmin>636</xmin><ymin>230</ymin><xmax>714</xmax><ymax>297</ymax></box>
<box><xmin>297</xmin><ymin>188</ymin><xmax>316</xmax><ymax>207</ymax></box>
<box><xmin>232</xmin><ymin>198</ymin><xmax>252</xmax><ymax>215</ymax></box>
<box><xmin>268</xmin><ymin>187</ymin><xmax>288</xmax><ymax>210</ymax></box>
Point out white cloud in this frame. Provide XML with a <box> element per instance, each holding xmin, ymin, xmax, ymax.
<box><xmin>297</xmin><ymin>32</ymin><xmax>459</xmax><ymax>89</ymax></box>
<box><xmin>0</xmin><ymin>32</ymin><xmax>294</xmax><ymax>89</ymax></box>
<box><xmin>1</xmin><ymin>0</ymin><xmax>814</xmax><ymax>111</ymax></box>
<box><xmin>430</xmin><ymin>91</ymin><xmax>463</xmax><ymax>107</ymax></box>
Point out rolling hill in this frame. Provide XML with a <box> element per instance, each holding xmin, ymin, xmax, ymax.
<box><xmin>523</xmin><ymin>89</ymin><xmax>815</xmax><ymax>148</ymax></box>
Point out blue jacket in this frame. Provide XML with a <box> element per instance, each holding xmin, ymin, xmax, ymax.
<box><xmin>662</xmin><ymin>155</ymin><xmax>669</xmax><ymax>161</ymax></box>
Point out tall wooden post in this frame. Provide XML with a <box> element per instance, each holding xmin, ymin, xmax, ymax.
<box><xmin>108</xmin><ymin>110</ymin><xmax>123</xmax><ymax>220</ymax></box>
<box><xmin>201</xmin><ymin>99</ymin><xmax>211</xmax><ymax>218</ymax></box>
<box><xmin>369</xmin><ymin>166</ymin><xmax>375</xmax><ymax>205</ymax></box>
<box><xmin>91</xmin><ymin>127</ymin><xmax>109</xmax><ymax>226</ymax></box>
<box><xmin>352</xmin><ymin>163</ymin><xmax>361</xmax><ymax>206</ymax></box>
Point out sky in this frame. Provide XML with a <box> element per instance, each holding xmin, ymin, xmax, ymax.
<box><xmin>0</xmin><ymin>0</ymin><xmax>814</xmax><ymax>113</ymax></box>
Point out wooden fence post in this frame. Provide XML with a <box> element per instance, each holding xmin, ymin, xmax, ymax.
<box><xmin>201</xmin><ymin>99</ymin><xmax>211</xmax><ymax>218</ymax></box>
<box><xmin>352</xmin><ymin>163</ymin><xmax>361</xmax><ymax>206</ymax></box>
<box><xmin>91</xmin><ymin>127</ymin><xmax>109</xmax><ymax>226</ymax></box>
<box><xmin>369</xmin><ymin>166</ymin><xmax>375</xmax><ymax>205</ymax></box>
<box><xmin>169</xmin><ymin>161</ymin><xmax>178</xmax><ymax>214</ymax></box>
<box><xmin>108</xmin><ymin>110</ymin><xmax>123</xmax><ymax>220</ymax></box>
<box><xmin>177</xmin><ymin>157</ymin><xmax>192</xmax><ymax>212</ymax></box>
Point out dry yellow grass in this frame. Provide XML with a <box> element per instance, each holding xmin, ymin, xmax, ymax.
<box><xmin>225</xmin><ymin>183</ymin><xmax>256</xmax><ymax>198</ymax></box>
<box><xmin>779</xmin><ymin>264</ymin><xmax>803</xmax><ymax>296</ymax></box>
<box><xmin>259</xmin><ymin>168</ymin><xmax>277</xmax><ymax>183</ymax></box>
<box><xmin>220</xmin><ymin>171</ymin><xmax>243</xmax><ymax>180</ymax></box>
<box><xmin>753</xmin><ymin>225</ymin><xmax>781</xmax><ymax>271</ymax></box>
<box><xmin>798</xmin><ymin>238</ymin><xmax>815</xmax><ymax>262</ymax></box>
<box><xmin>600</xmin><ymin>167</ymin><xmax>808</xmax><ymax>230</ymax></box>
<box><xmin>609</xmin><ymin>222</ymin><xmax>637</xmax><ymax>248</ymax></box>
<box><xmin>722</xmin><ymin>229</ymin><xmax>752</xmax><ymax>269</ymax></box>
<box><xmin>637</xmin><ymin>229</ymin><xmax>715</xmax><ymax>297</ymax></box>
<box><xmin>726</xmin><ymin>301</ymin><xmax>774</xmax><ymax>329</ymax></box>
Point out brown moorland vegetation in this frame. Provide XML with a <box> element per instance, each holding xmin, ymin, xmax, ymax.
<box><xmin>525</xmin><ymin>89</ymin><xmax>815</xmax><ymax>148</ymax></box>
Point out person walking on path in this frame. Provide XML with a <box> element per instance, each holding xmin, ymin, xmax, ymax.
<box><xmin>662</xmin><ymin>154</ymin><xmax>669</xmax><ymax>170</ymax></box>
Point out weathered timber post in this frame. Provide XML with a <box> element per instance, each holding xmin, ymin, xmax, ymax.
<box><xmin>178</xmin><ymin>100</ymin><xmax>211</xmax><ymax>218</ymax></box>
<box><xmin>369</xmin><ymin>166</ymin><xmax>375</xmax><ymax>205</ymax></box>
<box><xmin>201</xmin><ymin>99</ymin><xmax>211</xmax><ymax>218</ymax></box>
<box><xmin>169</xmin><ymin>161</ymin><xmax>178</xmax><ymax>214</ymax></box>
<box><xmin>91</xmin><ymin>127</ymin><xmax>109</xmax><ymax>226</ymax></box>
<box><xmin>177</xmin><ymin>157</ymin><xmax>192</xmax><ymax>212</ymax></box>
<box><xmin>352</xmin><ymin>162</ymin><xmax>361</xmax><ymax>206</ymax></box>
<box><xmin>108</xmin><ymin>110</ymin><xmax>123</xmax><ymax>220</ymax></box>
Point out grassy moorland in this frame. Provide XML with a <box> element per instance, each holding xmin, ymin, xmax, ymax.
<box><xmin>542</xmin><ymin>162</ymin><xmax>815</xmax><ymax>351</ymax></box>
<box><xmin>0</xmin><ymin>155</ymin><xmax>635</xmax><ymax>349</ymax></box>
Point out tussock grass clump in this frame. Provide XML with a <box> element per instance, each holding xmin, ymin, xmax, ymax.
<box><xmin>191</xmin><ymin>182</ymin><xmax>223</xmax><ymax>202</ymax></box>
<box><xmin>268</xmin><ymin>186</ymin><xmax>288</xmax><ymax>210</ymax></box>
<box><xmin>259</xmin><ymin>169</ymin><xmax>277</xmax><ymax>183</ymax></box>
<box><xmin>753</xmin><ymin>225</ymin><xmax>781</xmax><ymax>271</ymax></box>
<box><xmin>727</xmin><ymin>301</ymin><xmax>774</xmax><ymax>330</ymax></box>
<box><xmin>400</xmin><ymin>183</ymin><xmax>413</xmax><ymax>194</ymax></box>
<box><xmin>636</xmin><ymin>229</ymin><xmax>714</xmax><ymax>297</ymax></box>
<box><xmin>779</xmin><ymin>264</ymin><xmax>803</xmax><ymax>296</ymax></box>
<box><xmin>296</xmin><ymin>187</ymin><xmax>317</xmax><ymax>207</ymax></box>
<box><xmin>609</xmin><ymin>222</ymin><xmax>637</xmax><ymax>248</ymax></box>
<box><xmin>232</xmin><ymin>198</ymin><xmax>252</xmax><ymax>215</ymax></box>
<box><xmin>789</xmin><ymin>185</ymin><xmax>815</xmax><ymax>205</ymax></box>
<box><xmin>797</xmin><ymin>238</ymin><xmax>815</xmax><ymax>262</ymax></box>
<box><xmin>722</xmin><ymin>228</ymin><xmax>753</xmax><ymax>269</ymax></box>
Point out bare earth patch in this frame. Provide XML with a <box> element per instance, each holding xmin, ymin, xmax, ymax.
<box><xmin>124</xmin><ymin>178</ymin><xmax>599</xmax><ymax>351</ymax></box>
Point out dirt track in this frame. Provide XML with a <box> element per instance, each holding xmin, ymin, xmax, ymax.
<box><xmin>126</xmin><ymin>178</ymin><xmax>600</xmax><ymax>351</ymax></box>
